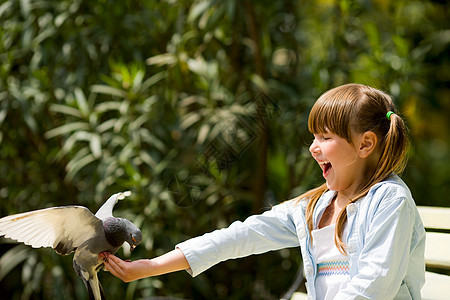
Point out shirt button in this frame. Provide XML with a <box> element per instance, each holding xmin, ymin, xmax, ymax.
<box><xmin>348</xmin><ymin>242</ymin><xmax>356</xmax><ymax>253</ymax></box>
<box><xmin>347</xmin><ymin>203</ymin><xmax>357</xmax><ymax>213</ymax></box>
<box><xmin>298</xmin><ymin>227</ymin><xmax>306</xmax><ymax>239</ymax></box>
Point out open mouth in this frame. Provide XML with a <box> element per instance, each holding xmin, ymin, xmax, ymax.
<box><xmin>319</xmin><ymin>161</ymin><xmax>332</xmax><ymax>177</ymax></box>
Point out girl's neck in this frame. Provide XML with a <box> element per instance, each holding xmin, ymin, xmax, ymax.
<box><xmin>318</xmin><ymin>194</ymin><xmax>343</xmax><ymax>228</ymax></box>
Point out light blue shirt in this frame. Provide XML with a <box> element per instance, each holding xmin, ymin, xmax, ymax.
<box><xmin>176</xmin><ymin>175</ymin><xmax>425</xmax><ymax>299</ymax></box>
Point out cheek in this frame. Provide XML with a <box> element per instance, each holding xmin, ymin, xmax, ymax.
<box><xmin>322</xmin><ymin>142</ymin><xmax>338</xmax><ymax>157</ymax></box>
<box><xmin>326</xmin><ymin>143</ymin><xmax>354</xmax><ymax>163</ymax></box>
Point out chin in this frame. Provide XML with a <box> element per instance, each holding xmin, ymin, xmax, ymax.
<box><xmin>325</xmin><ymin>181</ymin><xmax>338</xmax><ymax>192</ymax></box>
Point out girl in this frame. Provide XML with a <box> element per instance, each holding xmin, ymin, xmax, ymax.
<box><xmin>102</xmin><ymin>84</ymin><xmax>425</xmax><ymax>299</ymax></box>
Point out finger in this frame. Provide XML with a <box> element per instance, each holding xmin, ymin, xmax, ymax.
<box><xmin>104</xmin><ymin>255</ymin><xmax>124</xmax><ymax>277</ymax></box>
<box><xmin>106</xmin><ymin>254</ymin><xmax>122</xmax><ymax>263</ymax></box>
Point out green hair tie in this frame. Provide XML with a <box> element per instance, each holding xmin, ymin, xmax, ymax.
<box><xmin>386</xmin><ymin>111</ymin><xmax>395</xmax><ymax>120</ymax></box>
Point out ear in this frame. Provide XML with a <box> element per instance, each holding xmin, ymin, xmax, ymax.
<box><xmin>357</xmin><ymin>131</ymin><xmax>378</xmax><ymax>158</ymax></box>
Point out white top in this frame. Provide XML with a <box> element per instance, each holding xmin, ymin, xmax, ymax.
<box><xmin>312</xmin><ymin>224</ymin><xmax>350</xmax><ymax>299</ymax></box>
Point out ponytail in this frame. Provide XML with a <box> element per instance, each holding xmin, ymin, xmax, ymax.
<box><xmin>375</xmin><ymin>112</ymin><xmax>409</xmax><ymax>179</ymax></box>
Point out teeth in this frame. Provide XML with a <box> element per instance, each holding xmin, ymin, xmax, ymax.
<box><xmin>319</xmin><ymin>161</ymin><xmax>330</xmax><ymax>165</ymax></box>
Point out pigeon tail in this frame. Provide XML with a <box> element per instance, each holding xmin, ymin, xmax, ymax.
<box><xmin>84</xmin><ymin>273</ymin><xmax>106</xmax><ymax>300</ymax></box>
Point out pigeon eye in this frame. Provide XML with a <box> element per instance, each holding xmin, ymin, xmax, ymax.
<box><xmin>132</xmin><ymin>237</ymin><xmax>136</xmax><ymax>243</ymax></box>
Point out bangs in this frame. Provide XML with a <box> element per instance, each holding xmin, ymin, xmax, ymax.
<box><xmin>308</xmin><ymin>85</ymin><xmax>359</xmax><ymax>141</ymax></box>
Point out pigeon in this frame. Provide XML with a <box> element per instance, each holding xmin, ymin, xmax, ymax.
<box><xmin>0</xmin><ymin>191</ymin><xmax>142</xmax><ymax>300</ymax></box>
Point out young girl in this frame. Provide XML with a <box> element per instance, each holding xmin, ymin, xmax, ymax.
<box><xmin>102</xmin><ymin>84</ymin><xmax>425</xmax><ymax>299</ymax></box>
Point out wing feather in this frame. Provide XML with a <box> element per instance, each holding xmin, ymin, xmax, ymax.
<box><xmin>0</xmin><ymin>206</ymin><xmax>103</xmax><ymax>255</ymax></box>
<box><xmin>94</xmin><ymin>191</ymin><xmax>131</xmax><ymax>220</ymax></box>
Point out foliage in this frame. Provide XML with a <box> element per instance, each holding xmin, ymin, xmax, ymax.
<box><xmin>0</xmin><ymin>0</ymin><xmax>448</xmax><ymax>299</ymax></box>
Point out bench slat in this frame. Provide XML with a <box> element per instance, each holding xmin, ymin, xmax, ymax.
<box><xmin>422</xmin><ymin>271</ymin><xmax>450</xmax><ymax>300</ymax></box>
<box><xmin>418</xmin><ymin>206</ymin><xmax>450</xmax><ymax>230</ymax></box>
<box><xmin>424</xmin><ymin>232</ymin><xmax>450</xmax><ymax>270</ymax></box>
<box><xmin>291</xmin><ymin>292</ymin><xmax>308</xmax><ymax>300</ymax></box>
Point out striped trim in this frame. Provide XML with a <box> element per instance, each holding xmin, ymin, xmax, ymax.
<box><xmin>317</xmin><ymin>259</ymin><xmax>349</xmax><ymax>277</ymax></box>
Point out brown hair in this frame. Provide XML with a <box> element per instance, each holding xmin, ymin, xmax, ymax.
<box><xmin>300</xmin><ymin>83</ymin><xmax>409</xmax><ymax>254</ymax></box>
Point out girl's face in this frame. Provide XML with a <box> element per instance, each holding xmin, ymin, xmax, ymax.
<box><xmin>309</xmin><ymin>130</ymin><xmax>368</xmax><ymax>198</ymax></box>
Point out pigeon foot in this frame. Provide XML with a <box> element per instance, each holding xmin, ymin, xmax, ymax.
<box><xmin>99</xmin><ymin>251</ymin><xmax>111</xmax><ymax>262</ymax></box>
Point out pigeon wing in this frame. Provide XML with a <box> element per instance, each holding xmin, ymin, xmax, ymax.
<box><xmin>94</xmin><ymin>191</ymin><xmax>131</xmax><ymax>220</ymax></box>
<box><xmin>0</xmin><ymin>206</ymin><xmax>103</xmax><ymax>255</ymax></box>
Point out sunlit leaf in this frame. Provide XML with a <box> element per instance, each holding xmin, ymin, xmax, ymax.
<box><xmin>89</xmin><ymin>133</ymin><xmax>102</xmax><ymax>158</ymax></box>
<box><xmin>188</xmin><ymin>0</ymin><xmax>210</xmax><ymax>22</ymax></box>
<box><xmin>0</xmin><ymin>244</ymin><xmax>30</xmax><ymax>281</ymax></box>
<box><xmin>0</xmin><ymin>2</ymin><xmax>13</xmax><ymax>18</ymax></box>
<box><xmin>74</xmin><ymin>88</ymin><xmax>90</xmax><ymax>118</ymax></box>
<box><xmin>139</xmin><ymin>150</ymin><xmax>157</xmax><ymax>168</ymax></box>
<box><xmin>180</xmin><ymin>112</ymin><xmax>202</xmax><ymax>129</ymax></box>
<box><xmin>91</xmin><ymin>85</ymin><xmax>127</xmax><ymax>98</ymax></box>
<box><xmin>139</xmin><ymin>128</ymin><xmax>166</xmax><ymax>151</ymax></box>
<box><xmin>65</xmin><ymin>150</ymin><xmax>96</xmax><ymax>181</ymax></box>
<box><xmin>44</xmin><ymin>122</ymin><xmax>90</xmax><ymax>139</ymax></box>
<box><xmin>197</xmin><ymin>123</ymin><xmax>210</xmax><ymax>144</ymax></box>
<box><xmin>141</xmin><ymin>71</ymin><xmax>167</xmax><ymax>91</ymax></box>
<box><xmin>97</xmin><ymin>118</ymin><xmax>119</xmax><ymax>133</ymax></box>
<box><xmin>145</xmin><ymin>53</ymin><xmax>177</xmax><ymax>66</ymax></box>
<box><xmin>49</xmin><ymin>104</ymin><xmax>82</xmax><ymax>118</ymax></box>
<box><xmin>94</xmin><ymin>101</ymin><xmax>122</xmax><ymax>114</ymax></box>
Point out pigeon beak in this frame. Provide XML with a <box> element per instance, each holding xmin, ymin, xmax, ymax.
<box><xmin>130</xmin><ymin>236</ymin><xmax>137</xmax><ymax>251</ymax></box>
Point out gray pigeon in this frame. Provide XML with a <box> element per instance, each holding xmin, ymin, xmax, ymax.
<box><xmin>0</xmin><ymin>191</ymin><xmax>142</xmax><ymax>300</ymax></box>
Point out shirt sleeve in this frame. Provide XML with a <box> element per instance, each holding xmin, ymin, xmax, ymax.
<box><xmin>335</xmin><ymin>186</ymin><xmax>419</xmax><ymax>299</ymax></box>
<box><xmin>175</xmin><ymin>201</ymin><xmax>300</xmax><ymax>277</ymax></box>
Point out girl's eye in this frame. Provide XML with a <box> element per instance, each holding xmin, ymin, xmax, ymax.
<box><xmin>312</xmin><ymin>134</ymin><xmax>331</xmax><ymax>141</ymax></box>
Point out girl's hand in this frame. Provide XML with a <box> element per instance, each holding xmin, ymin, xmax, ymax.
<box><xmin>100</xmin><ymin>248</ymin><xmax>190</xmax><ymax>282</ymax></box>
<box><xmin>101</xmin><ymin>253</ymin><xmax>152</xmax><ymax>282</ymax></box>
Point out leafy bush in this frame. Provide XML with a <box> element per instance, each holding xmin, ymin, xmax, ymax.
<box><xmin>0</xmin><ymin>0</ymin><xmax>448</xmax><ymax>299</ymax></box>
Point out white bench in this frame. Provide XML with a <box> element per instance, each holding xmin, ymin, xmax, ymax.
<box><xmin>288</xmin><ymin>206</ymin><xmax>450</xmax><ymax>300</ymax></box>
<box><xmin>418</xmin><ymin>206</ymin><xmax>450</xmax><ymax>299</ymax></box>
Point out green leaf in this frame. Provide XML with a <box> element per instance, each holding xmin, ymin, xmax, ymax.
<box><xmin>65</xmin><ymin>150</ymin><xmax>96</xmax><ymax>181</ymax></box>
<box><xmin>97</xmin><ymin>119</ymin><xmax>118</xmax><ymax>133</ymax></box>
<box><xmin>44</xmin><ymin>122</ymin><xmax>90</xmax><ymax>139</ymax></box>
<box><xmin>49</xmin><ymin>104</ymin><xmax>82</xmax><ymax>118</ymax></box>
<box><xmin>392</xmin><ymin>35</ymin><xmax>409</xmax><ymax>57</ymax></box>
<box><xmin>180</xmin><ymin>112</ymin><xmax>202</xmax><ymax>129</ymax></box>
<box><xmin>20</xmin><ymin>0</ymin><xmax>31</xmax><ymax>17</ymax></box>
<box><xmin>145</xmin><ymin>53</ymin><xmax>177</xmax><ymax>66</ymax></box>
<box><xmin>197</xmin><ymin>123</ymin><xmax>210</xmax><ymax>144</ymax></box>
<box><xmin>74</xmin><ymin>88</ymin><xmax>90</xmax><ymax>117</ymax></box>
<box><xmin>89</xmin><ymin>133</ymin><xmax>102</xmax><ymax>158</ymax></box>
<box><xmin>139</xmin><ymin>150</ymin><xmax>157</xmax><ymax>168</ymax></box>
<box><xmin>91</xmin><ymin>85</ymin><xmax>127</xmax><ymax>98</ymax></box>
<box><xmin>0</xmin><ymin>244</ymin><xmax>30</xmax><ymax>281</ymax></box>
<box><xmin>188</xmin><ymin>1</ymin><xmax>211</xmax><ymax>23</ymax></box>
<box><xmin>139</xmin><ymin>128</ymin><xmax>166</xmax><ymax>152</ymax></box>
<box><xmin>141</xmin><ymin>71</ymin><xmax>167</xmax><ymax>91</ymax></box>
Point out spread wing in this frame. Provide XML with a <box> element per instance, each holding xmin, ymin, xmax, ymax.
<box><xmin>0</xmin><ymin>206</ymin><xmax>103</xmax><ymax>255</ymax></box>
<box><xmin>94</xmin><ymin>191</ymin><xmax>131</xmax><ymax>220</ymax></box>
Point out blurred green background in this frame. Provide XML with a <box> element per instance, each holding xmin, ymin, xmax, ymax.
<box><xmin>0</xmin><ymin>0</ymin><xmax>448</xmax><ymax>299</ymax></box>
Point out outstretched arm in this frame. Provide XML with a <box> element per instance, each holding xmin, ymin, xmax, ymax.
<box><xmin>102</xmin><ymin>248</ymin><xmax>190</xmax><ymax>282</ymax></box>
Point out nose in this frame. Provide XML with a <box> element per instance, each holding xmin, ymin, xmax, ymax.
<box><xmin>309</xmin><ymin>139</ymin><xmax>320</xmax><ymax>156</ymax></box>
